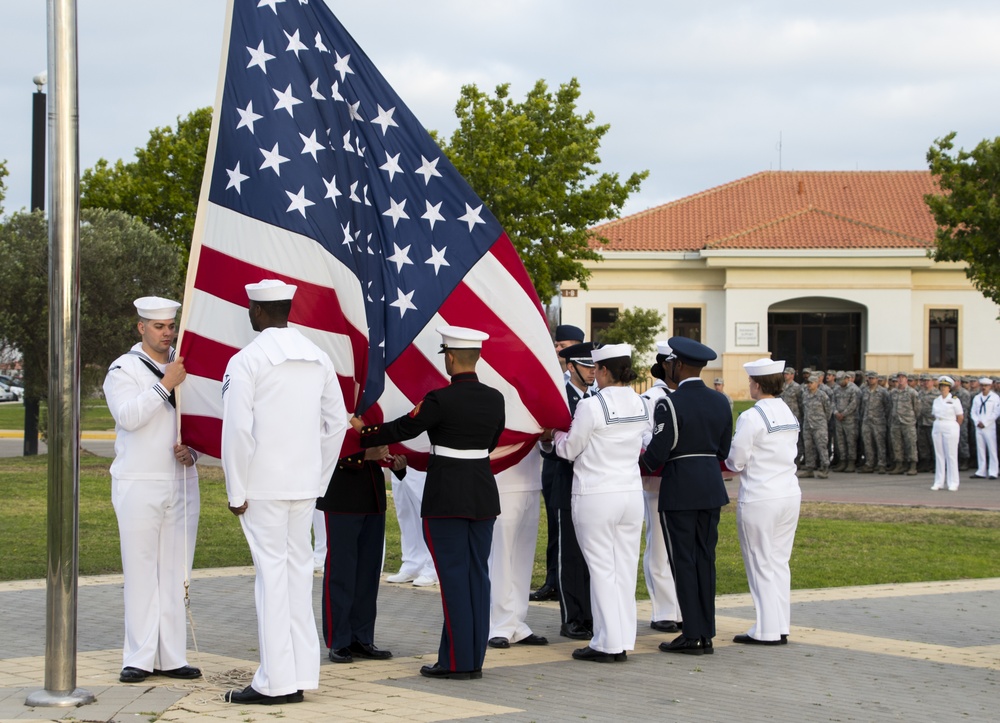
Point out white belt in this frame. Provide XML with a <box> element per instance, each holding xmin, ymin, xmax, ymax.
<box><xmin>669</xmin><ymin>453</ymin><xmax>717</xmax><ymax>461</ymax></box>
<box><xmin>431</xmin><ymin>445</ymin><xmax>489</xmax><ymax>460</ymax></box>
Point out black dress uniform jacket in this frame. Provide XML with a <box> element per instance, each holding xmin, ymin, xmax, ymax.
<box><xmin>361</xmin><ymin>372</ymin><xmax>505</xmax><ymax>519</ymax></box>
<box><xmin>543</xmin><ymin>381</ymin><xmax>588</xmax><ymax>509</ymax></box>
<box><xmin>316</xmin><ymin>452</ymin><xmax>390</xmax><ymax>514</ymax></box>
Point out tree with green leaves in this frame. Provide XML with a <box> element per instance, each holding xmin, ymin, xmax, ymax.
<box><xmin>80</xmin><ymin>107</ymin><xmax>212</xmax><ymax>265</ymax></box>
<box><xmin>0</xmin><ymin>208</ymin><xmax>180</xmax><ymax>452</ymax></box>
<box><xmin>925</xmin><ymin>132</ymin><xmax>1000</xmax><ymax>310</ymax></box>
<box><xmin>595</xmin><ymin>307</ymin><xmax>665</xmax><ymax>372</ymax></box>
<box><xmin>437</xmin><ymin>79</ymin><xmax>647</xmax><ymax>303</ymax></box>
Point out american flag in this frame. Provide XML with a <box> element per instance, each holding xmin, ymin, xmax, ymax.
<box><xmin>178</xmin><ymin>0</ymin><xmax>570</xmax><ymax>470</ymax></box>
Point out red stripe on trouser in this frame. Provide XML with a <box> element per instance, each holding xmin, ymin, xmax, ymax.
<box><xmin>422</xmin><ymin>518</ymin><xmax>456</xmax><ymax>670</ymax></box>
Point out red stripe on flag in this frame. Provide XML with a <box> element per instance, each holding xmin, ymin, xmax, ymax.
<box><xmin>488</xmin><ymin>235</ymin><xmax>546</xmax><ymax>319</ymax></box>
<box><xmin>182</xmin><ymin>414</ymin><xmax>222</xmax><ymax>458</ymax></box>
<box><xmin>439</xmin><ymin>284</ymin><xmax>570</xmax><ymax>430</ymax></box>
<box><xmin>180</xmin><ymin>331</ymin><xmax>239</xmax><ymax>382</ymax></box>
<box><xmin>193</xmin><ymin>246</ymin><xmax>368</xmax><ymax>402</ymax></box>
<box><xmin>385</xmin><ymin>344</ymin><xmax>448</xmax><ymax>405</ymax></box>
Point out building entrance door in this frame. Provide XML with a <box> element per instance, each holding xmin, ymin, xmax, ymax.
<box><xmin>768</xmin><ymin>311</ymin><xmax>862</xmax><ymax>374</ymax></box>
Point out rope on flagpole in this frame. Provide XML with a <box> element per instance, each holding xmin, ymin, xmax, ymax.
<box><xmin>175</xmin><ymin>380</ymin><xmax>200</xmax><ymax>660</ymax></box>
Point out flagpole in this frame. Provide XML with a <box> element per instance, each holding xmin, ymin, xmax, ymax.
<box><xmin>26</xmin><ymin>0</ymin><xmax>94</xmax><ymax>708</ymax></box>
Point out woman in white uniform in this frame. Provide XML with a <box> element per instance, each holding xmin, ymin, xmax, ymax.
<box><xmin>725</xmin><ymin>358</ymin><xmax>800</xmax><ymax>645</ymax></box>
<box><xmin>931</xmin><ymin>376</ymin><xmax>964</xmax><ymax>491</ymax></box>
<box><xmin>542</xmin><ymin>343</ymin><xmax>650</xmax><ymax>663</ymax></box>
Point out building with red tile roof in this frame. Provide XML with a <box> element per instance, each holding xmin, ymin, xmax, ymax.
<box><xmin>559</xmin><ymin>171</ymin><xmax>1000</xmax><ymax>397</ymax></box>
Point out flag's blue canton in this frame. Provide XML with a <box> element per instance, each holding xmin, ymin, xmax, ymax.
<box><xmin>208</xmin><ymin>0</ymin><xmax>504</xmax><ymax>409</ymax></box>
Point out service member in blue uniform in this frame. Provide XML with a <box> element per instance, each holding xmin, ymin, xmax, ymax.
<box><xmin>531</xmin><ymin>324</ymin><xmax>586</xmax><ymax>602</ymax></box>
<box><xmin>542</xmin><ymin>342</ymin><xmax>596</xmax><ymax>639</ymax></box>
<box><xmin>358</xmin><ymin>326</ymin><xmax>505</xmax><ymax>680</ymax></box>
<box><xmin>641</xmin><ymin>337</ymin><xmax>733</xmax><ymax>656</ymax></box>
<box><xmin>317</xmin><ymin>431</ymin><xmax>403</xmax><ymax>665</ymax></box>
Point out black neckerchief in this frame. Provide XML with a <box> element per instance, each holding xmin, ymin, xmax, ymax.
<box><xmin>128</xmin><ymin>350</ymin><xmax>176</xmax><ymax>408</ymax></box>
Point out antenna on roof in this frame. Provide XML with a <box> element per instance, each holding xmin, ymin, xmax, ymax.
<box><xmin>775</xmin><ymin>131</ymin><xmax>782</xmax><ymax>171</ymax></box>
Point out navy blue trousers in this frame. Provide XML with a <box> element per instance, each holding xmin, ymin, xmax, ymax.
<box><xmin>556</xmin><ymin>507</ymin><xmax>592</xmax><ymax>628</ymax></box>
<box><xmin>660</xmin><ymin>508</ymin><xmax>720</xmax><ymax>642</ymax></box>
<box><xmin>423</xmin><ymin>516</ymin><xmax>495</xmax><ymax>673</ymax></box>
<box><xmin>321</xmin><ymin>512</ymin><xmax>385</xmax><ymax>650</ymax></box>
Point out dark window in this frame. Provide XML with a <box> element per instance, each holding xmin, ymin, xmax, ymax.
<box><xmin>673</xmin><ymin>307</ymin><xmax>702</xmax><ymax>341</ymax></box>
<box><xmin>767</xmin><ymin>311</ymin><xmax>862</xmax><ymax>373</ymax></box>
<box><xmin>590</xmin><ymin>307</ymin><xmax>618</xmax><ymax>342</ymax></box>
<box><xmin>928</xmin><ymin>309</ymin><xmax>958</xmax><ymax>368</ymax></box>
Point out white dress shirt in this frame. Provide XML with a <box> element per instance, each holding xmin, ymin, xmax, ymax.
<box><xmin>725</xmin><ymin>397</ymin><xmax>801</xmax><ymax>504</ymax></box>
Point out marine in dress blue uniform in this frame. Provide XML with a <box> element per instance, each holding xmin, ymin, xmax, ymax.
<box><xmin>641</xmin><ymin>337</ymin><xmax>732</xmax><ymax>656</ymax></box>
<box><xmin>359</xmin><ymin>326</ymin><xmax>505</xmax><ymax>680</ymax></box>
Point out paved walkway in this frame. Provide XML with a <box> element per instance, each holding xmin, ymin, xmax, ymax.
<box><xmin>1</xmin><ymin>434</ymin><xmax>999</xmax><ymax>721</ymax></box>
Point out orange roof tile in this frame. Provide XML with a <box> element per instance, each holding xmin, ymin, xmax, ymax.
<box><xmin>591</xmin><ymin>171</ymin><xmax>939</xmax><ymax>252</ymax></box>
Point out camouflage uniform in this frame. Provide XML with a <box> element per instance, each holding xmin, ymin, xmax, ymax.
<box><xmin>916</xmin><ymin>375</ymin><xmax>938</xmax><ymax>472</ymax></box>
<box><xmin>832</xmin><ymin>374</ymin><xmax>861</xmax><ymax>472</ymax></box>
<box><xmin>859</xmin><ymin>373</ymin><xmax>890</xmax><ymax>473</ymax></box>
<box><xmin>889</xmin><ymin>378</ymin><xmax>920</xmax><ymax>474</ymax></box>
<box><xmin>781</xmin><ymin>369</ymin><xmax>803</xmax><ymax>464</ymax></box>
<box><xmin>800</xmin><ymin>377</ymin><xmax>832</xmax><ymax>478</ymax></box>
<box><xmin>953</xmin><ymin>381</ymin><xmax>972</xmax><ymax>469</ymax></box>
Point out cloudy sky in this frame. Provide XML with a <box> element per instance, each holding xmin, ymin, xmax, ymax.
<box><xmin>2</xmin><ymin>0</ymin><xmax>999</xmax><ymax>218</ymax></box>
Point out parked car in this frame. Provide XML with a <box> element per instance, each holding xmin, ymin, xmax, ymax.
<box><xmin>0</xmin><ymin>375</ymin><xmax>23</xmax><ymax>401</ymax></box>
<box><xmin>0</xmin><ymin>381</ymin><xmax>17</xmax><ymax>403</ymax></box>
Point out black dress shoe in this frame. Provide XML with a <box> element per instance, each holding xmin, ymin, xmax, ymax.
<box><xmin>559</xmin><ymin>622</ymin><xmax>592</xmax><ymax>640</ymax></box>
<box><xmin>515</xmin><ymin>633</ymin><xmax>548</xmax><ymax>646</ymax></box>
<box><xmin>119</xmin><ymin>666</ymin><xmax>151</xmax><ymax>683</ymax></box>
<box><xmin>970</xmin><ymin>474</ymin><xmax>986</xmax><ymax>479</ymax></box>
<box><xmin>733</xmin><ymin>634</ymin><xmax>782</xmax><ymax>646</ymax></box>
<box><xmin>702</xmin><ymin>638</ymin><xmax>714</xmax><ymax>655</ymax></box>
<box><xmin>650</xmin><ymin>620</ymin><xmax>680</xmax><ymax>633</ymax></box>
<box><xmin>225</xmin><ymin>685</ymin><xmax>289</xmax><ymax>705</ymax></box>
<box><xmin>614</xmin><ymin>651</ymin><xmax>628</xmax><ymax>662</ymax></box>
<box><xmin>658</xmin><ymin>634</ymin><xmax>704</xmax><ymax>655</ymax></box>
<box><xmin>528</xmin><ymin>583</ymin><xmax>559</xmax><ymax>602</ymax></box>
<box><xmin>328</xmin><ymin>647</ymin><xmax>354</xmax><ymax>663</ymax></box>
<box><xmin>286</xmin><ymin>690</ymin><xmax>304</xmax><ymax>703</ymax></box>
<box><xmin>154</xmin><ymin>665</ymin><xmax>202</xmax><ymax>679</ymax></box>
<box><xmin>571</xmin><ymin>646</ymin><xmax>615</xmax><ymax>663</ymax></box>
<box><xmin>349</xmin><ymin>641</ymin><xmax>392</xmax><ymax>659</ymax></box>
<box><xmin>488</xmin><ymin>637</ymin><xmax>510</xmax><ymax>649</ymax></box>
<box><xmin>419</xmin><ymin>663</ymin><xmax>473</xmax><ymax>680</ymax></box>
<box><xmin>781</xmin><ymin>634</ymin><xmax>788</xmax><ymax>644</ymax></box>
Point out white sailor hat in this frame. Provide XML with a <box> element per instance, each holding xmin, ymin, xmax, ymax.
<box><xmin>713</xmin><ymin>377</ymin><xmax>725</xmax><ymax>385</ymax></box>
<box><xmin>133</xmin><ymin>296</ymin><xmax>180</xmax><ymax>320</ymax></box>
<box><xmin>591</xmin><ymin>343</ymin><xmax>631</xmax><ymax>363</ymax></box>
<box><xmin>743</xmin><ymin>358</ymin><xmax>785</xmax><ymax>376</ymax></box>
<box><xmin>655</xmin><ymin>340</ymin><xmax>674</xmax><ymax>358</ymax></box>
<box><xmin>437</xmin><ymin>325</ymin><xmax>489</xmax><ymax>353</ymax></box>
<box><xmin>980</xmin><ymin>377</ymin><xmax>994</xmax><ymax>386</ymax></box>
<box><xmin>246</xmin><ymin>279</ymin><xmax>297</xmax><ymax>301</ymax></box>
<box><xmin>937</xmin><ymin>375</ymin><xmax>954</xmax><ymax>387</ymax></box>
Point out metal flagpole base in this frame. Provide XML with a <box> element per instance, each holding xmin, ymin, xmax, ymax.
<box><xmin>25</xmin><ymin>688</ymin><xmax>95</xmax><ymax>708</ymax></box>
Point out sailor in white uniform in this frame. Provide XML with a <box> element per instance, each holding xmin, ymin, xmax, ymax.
<box><xmin>386</xmin><ymin>467</ymin><xmax>438</xmax><ymax>586</ymax></box>
<box><xmin>931</xmin><ymin>376</ymin><xmax>964</xmax><ymax>491</ymax></box>
<box><xmin>971</xmin><ymin>378</ymin><xmax>1000</xmax><ymax>479</ymax></box>
<box><xmin>544</xmin><ymin>343</ymin><xmax>649</xmax><ymax>663</ymax></box>
<box><xmin>104</xmin><ymin>296</ymin><xmax>201</xmax><ymax>684</ymax></box>
<box><xmin>640</xmin><ymin>341</ymin><xmax>682</xmax><ymax>632</ymax></box>
<box><xmin>222</xmin><ymin>280</ymin><xmax>348</xmax><ymax>706</ymax></box>
<box><xmin>725</xmin><ymin>358</ymin><xmax>801</xmax><ymax>645</ymax></box>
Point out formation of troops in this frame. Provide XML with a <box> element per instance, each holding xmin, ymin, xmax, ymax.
<box><xmin>781</xmin><ymin>368</ymin><xmax>1000</xmax><ymax>481</ymax></box>
<box><xmin>103</xmin><ymin>294</ymin><xmax>1000</xmax><ymax>705</ymax></box>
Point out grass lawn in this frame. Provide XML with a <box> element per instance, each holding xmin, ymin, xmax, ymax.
<box><xmin>3</xmin><ymin>453</ymin><xmax>1000</xmax><ymax>593</ymax></box>
<box><xmin>0</xmin><ymin>399</ymin><xmax>115</xmax><ymax>433</ymax></box>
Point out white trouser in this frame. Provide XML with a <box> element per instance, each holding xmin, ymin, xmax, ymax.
<box><xmin>641</xmin><ymin>487</ymin><xmax>681</xmax><ymax>623</ymax></box>
<box><xmin>572</xmin><ymin>490</ymin><xmax>643</xmax><ymax>654</ymax></box>
<box><xmin>311</xmin><ymin>509</ymin><xmax>327</xmax><ymax>568</ymax></box>
<box><xmin>975</xmin><ymin>424</ymin><xmax>998</xmax><ymax>477</ymax></box>
<box><xmin>112</xmin><ymin>475</ymin><xmax>199</xmax><ymax>671</ymax></box>
<box><xmin>240</xmin><ymin>498</ymin><xmax>319</xmax><ymax>697</ymax></box>
<box><xmin>488</xmin><ymin>488</ymin><xmax>541</xmax><ymax>641</ymax></box>
<box><xmin>932</xmin><ymin>421</ymin><xmax>961</xmax><ymax>490</ymax></box>
<box><xmin>391</xmin><ymin>468</ymin><xmax>435</xmax><ymax>578</ymax></box>
<box><xmin>736</xmin><ymin>494</ymin><xmax>800</xmax><ymax>642</ymax></box>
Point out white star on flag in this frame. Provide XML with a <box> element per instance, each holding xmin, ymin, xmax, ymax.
<box><xmin>246</xmin><ymin>41</ymin><xmax>275</xmax><ymax>74</ymax></box>
<box><xmin>284</xmin><ymin>29</ymin><xmax>308</xmax><ymax>58</ymax></box>
<box><xmin>299</xmin><ymin>130</ymin><xmax>325</xmax><ymax>161</ymax></box>
<box><xmin>425</xmin><ymin>245</ymin><xmax>449</xmax><ymax>275</ymax></box>
<box><xmin>273</xmin><ymin>84</ymin><xmax>303</xmax><ymax>117</ymax></box>
<box><xmin>236</xmin><ymin>100</ymin><xmax>263</xmax><ymax>133</ymax></box>
<box><xmin>348</xmin><ymin>181</ymin><xmax>361</xmax><ymax>203</ymax></box>
<box><xmin>333</xmin><ymin>51</ymin><xmax>354</xmax><ymax>81</ymax></box>
<box><xmin>285</xmin><ymin>186</ymin><xmax>315</xmax><ymax>217</ymax></box>
<box><xmin>347</xmin><ymin>100</ymin><xmax>363</xmax><ymax>122</ymax></box>
<box><xmin>330</xmin><ymin>81</ymin><xmax>344</xmax><ymax>102</ymax></box>
<box><xmin>386</xmin><ymin>243</ymin><xmax>414</xmax><ymax>273</ymax></box>
<box><xmin>309</xmin><ymin>79</ymin><xmax>325</xmax><ymax>99</ymax></box>
<box><xmin>323</xmin><ymin>176</ymin><xmax>342</xmax><ymax>206</ymax></box>
<box><xmin>379</xmin><ymin>152</ymin><xmax>404</xmax><ymax>182</ymax></box>
<box><xmin>382</xmin><ymin>197</ymin><xmax>409</xmax><ymax>227</ymax></box>
<box><xmin>458</xmin><ymin>203</ymin><xmax>486</xmax><ymax>232</ymax></box>
<box><xmin>259</xmin><ymin>143</ymin><xmax>289</xmax><ymax>175</ymax></box>
<box><xmin>225</xmin><ymin>162</ymin><xmax>249</xmax><ymax>193</ymax></box>
<box><xmin>257</xmin><ymin>0</ymin><xmax>284</xmax><ymax>16</ymax></box>
<box><xmin>389</xmin><ymin>288</ymin><xmax>417</xmax><ymax>317</ymax></box>
<box><xmin>421</xmin><ymin>200</ymin><xmax>445</xmax><ymax>230</ymax></box>
<box><xmin>415</xmin><ymin>155</ymin><xmax>442</xmax><ymax>185</ymax></box>
<box><xmin>314</xmin><ymin>32</ymin><xmax>328</xmax><ymax>52</ymax></box>
<box><xmin>370</xmin><ymin>105</ymin><xmax>398</xmax><ymax>135</ymax></box>
<box><xmin>340</xmin><ymin>222</ymin><xmax>353</xmax><ymax>246</ymax></box>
